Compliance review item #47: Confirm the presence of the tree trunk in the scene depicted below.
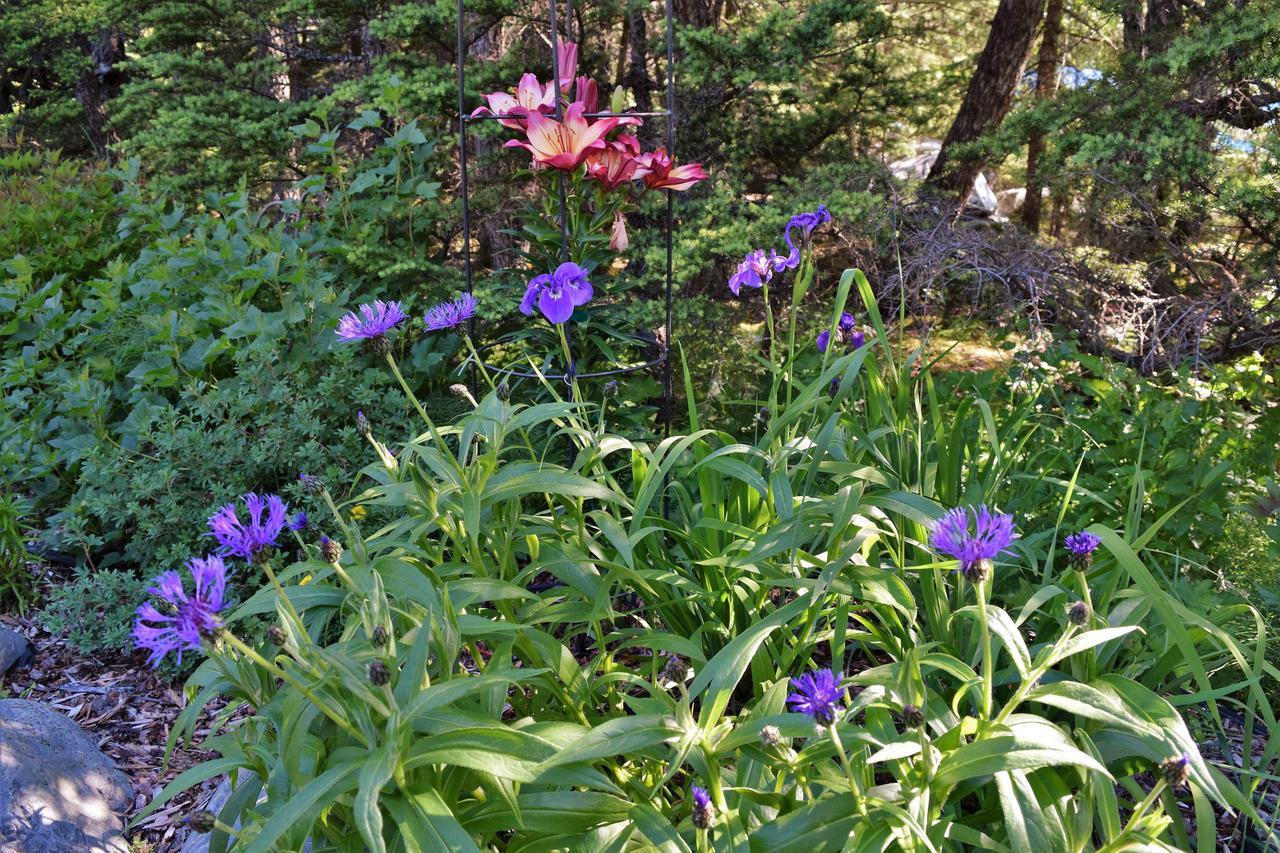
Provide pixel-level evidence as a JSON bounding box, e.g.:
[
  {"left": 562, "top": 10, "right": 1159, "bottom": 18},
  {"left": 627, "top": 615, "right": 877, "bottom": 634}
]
[
  {"left": 625, "top": 11, "right": 654, "bottom": 116},
  {"left": 925, "top": 0, "right": 1047, "bottom": 206},
  {"left": 1121, "top": 0, "right": 1145, "bottom": 57},
  {"left": 73, "top": 29, "right": 126, "bottom": 160},
  {"left": 1022, "top": 0, "right": 1063, "bottom": 234}
]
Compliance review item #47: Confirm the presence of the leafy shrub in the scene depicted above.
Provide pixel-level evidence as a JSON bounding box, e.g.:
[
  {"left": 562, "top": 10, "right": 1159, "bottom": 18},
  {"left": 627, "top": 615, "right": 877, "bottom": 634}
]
[
  {"left": 1, "top": 117, "right": 465, "bottom": 570},
  {"left": 58, "top": 348, "right": 416, "bottom": 570},
  {"left": 136, "top": 272, "right": 1276, "bottom": 850},
  {"left": 41, "top": 569, "right": 155, "bottom": 656},
  {"left": 0, "top": 491, "right": 34, "bottom": 612}
]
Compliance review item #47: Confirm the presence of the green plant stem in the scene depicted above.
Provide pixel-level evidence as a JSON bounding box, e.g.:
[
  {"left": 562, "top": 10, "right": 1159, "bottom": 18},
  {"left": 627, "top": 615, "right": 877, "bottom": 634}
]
[
  {"left": 555, "top": 324, "right": 582, "bottom": 405},
  {"left": 260, "top": 557, "right": 306, "bottom": 639},
  {"left": 761, "top": 279, "right": 779, "bottom": 422},
  {"left": 461, "top": 334, "right": 496, "bottom": 389},
  {"left": 220, "top": 631, "right": 370, "bottom": 747},
  {"left": 384, "top": 352, "right": 452, "bottom": 460},
  {"left": 992, "top": 624, "right": 1081, "bottom": 726},
  {"left": 1098, "top": 779, "right": 1168, "bottom": 852},
  {"left": 976, "top": 579, "right": 994, "bottom": 719},
  {"left": 827, "top": 724, "right": 868, "bottom": 816}
]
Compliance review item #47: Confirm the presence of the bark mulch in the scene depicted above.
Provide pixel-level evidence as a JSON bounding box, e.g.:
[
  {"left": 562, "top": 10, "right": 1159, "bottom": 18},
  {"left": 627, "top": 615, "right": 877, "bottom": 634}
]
[{"left": 0, "top": 611, "right": 225, "bottom": 852}]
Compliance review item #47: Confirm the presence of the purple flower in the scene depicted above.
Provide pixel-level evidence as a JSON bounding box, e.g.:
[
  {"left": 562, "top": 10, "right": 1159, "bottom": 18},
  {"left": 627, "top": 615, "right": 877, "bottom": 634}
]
[
  {"left": 787, "top": 668, "right": 846, "bottom": 726},
  {"left": 288, "top": 510, "right": 309, "bottom": 532},
  {"left": 520, "top": 262, "right": 593, "bottom": 324},
  {"left": 783, "top": 204, "right": 831, "bottom": 265},
  {"left": 209, "top": 493, "right": 288, "bottom": 561},
  {"left": 132, "top": 556, "right": 230, "bottom": 667},
  {"left": 931, "top": 505, "right": 1017, "bottom": 582},
  {"left": 1064, "top": 530, "right": 1102, "bottom": 571},
  {"left": 692, "top": 786, "right": 711, "bottom": 810},
  {"left": 424, "top": 293, "right": 477, "bottom": 332},
  {"left": 1064, "top": 530, "right": 1101, "bottom": 556},
  {"left": 336, "top": 300, "right": 407, "bottom": 342},
  {"left": 690, "top": 785, "right": 715, "bottom": 829},
  {"left": 818, "top": 312, "right": 862, "bottom": 353},
  {"left": 727, "top": 249, "right": 794, "bottom": 295}
]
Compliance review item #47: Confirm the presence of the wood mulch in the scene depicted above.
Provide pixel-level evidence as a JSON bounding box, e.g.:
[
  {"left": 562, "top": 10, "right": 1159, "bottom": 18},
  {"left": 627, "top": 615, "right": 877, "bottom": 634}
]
[{"left": 0, "top": 611, "right": 226, "bottom": 852}]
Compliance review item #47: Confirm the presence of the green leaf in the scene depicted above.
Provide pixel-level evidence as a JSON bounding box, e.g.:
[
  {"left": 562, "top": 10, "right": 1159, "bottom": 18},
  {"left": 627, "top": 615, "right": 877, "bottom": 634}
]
[
  {"left": 688, "top": 595, "right": 809, "bottom": 730},
  {"left": 355, "top": 745, "right": 396, "bottom": 853},
  {"left": 387, "top": 786, "right": 481, "bottom": 853},
  {"left": 130, "top": 757, "right": 246, "bottom": 825},
  {"left": 934, "top": 734, "right": 1109, "bottom": 787},
  {"left": 241, "top": 759, "right": 362, "bottom": 853},
  {"left": 534, "top": 715, "right": 677, "bottom": 771}
]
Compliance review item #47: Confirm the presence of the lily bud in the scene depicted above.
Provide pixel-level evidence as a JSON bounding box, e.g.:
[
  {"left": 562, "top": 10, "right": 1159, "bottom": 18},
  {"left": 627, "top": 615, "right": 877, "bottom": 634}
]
[{"left": 610, "top": 212, "right": 629, "bottom": 252}]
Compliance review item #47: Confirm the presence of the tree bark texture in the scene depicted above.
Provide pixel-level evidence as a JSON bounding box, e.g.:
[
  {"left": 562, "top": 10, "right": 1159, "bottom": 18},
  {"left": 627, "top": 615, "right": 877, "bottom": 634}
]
[
  {"left": 1022, "top": 0, "right": 1063, "bottom": 234},
  {"left": 925, "top": 0, "right": 1047, "bottom": 205}
]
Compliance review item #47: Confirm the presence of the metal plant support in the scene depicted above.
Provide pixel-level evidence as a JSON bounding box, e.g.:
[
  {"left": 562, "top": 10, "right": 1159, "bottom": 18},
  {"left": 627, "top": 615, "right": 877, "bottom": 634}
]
[{"left": 455, "top": 0, "right": 678, "bottom": 436}]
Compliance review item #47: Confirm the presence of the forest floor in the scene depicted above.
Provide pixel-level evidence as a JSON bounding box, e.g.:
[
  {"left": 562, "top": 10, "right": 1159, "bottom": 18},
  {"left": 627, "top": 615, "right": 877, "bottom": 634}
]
[{"left": 0, "top": 566, "right": 224, "bottom": 853}]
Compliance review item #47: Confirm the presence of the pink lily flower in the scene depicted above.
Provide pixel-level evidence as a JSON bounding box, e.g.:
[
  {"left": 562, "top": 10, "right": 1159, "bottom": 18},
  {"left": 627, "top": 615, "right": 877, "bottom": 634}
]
[
  {"left": 471, "top": 73, "right": 556, "bottom": 130},
  {"left": 505, "top": 102, "right": 622, "bottom": 171},
  {"left": 635, "top": 147, "right": 707, "bottom": 191},
  {"left": 556, "top": 42, "right": 578, "bottom": 92},
  {"left": 585, "top": 137, "right": 641, "bottom": 190}
]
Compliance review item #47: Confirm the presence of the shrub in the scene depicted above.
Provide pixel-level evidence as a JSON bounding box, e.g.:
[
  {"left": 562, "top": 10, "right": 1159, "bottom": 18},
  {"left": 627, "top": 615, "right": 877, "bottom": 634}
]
[
  {"left": 135, "top": 269, "right": 1276, "bottom": 850},
  {"left": 0, "top": 491, "right": 34, "bottom": 612}
]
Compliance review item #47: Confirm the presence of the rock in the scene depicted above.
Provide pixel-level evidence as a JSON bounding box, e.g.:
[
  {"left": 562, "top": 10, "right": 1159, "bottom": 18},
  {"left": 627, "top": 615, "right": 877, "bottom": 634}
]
[
  {"left": 0, "top": 628, "right": 35, "bottom": 675},
  {"left": 0, "top": 699, "right": 132, "bottom": 852},
  {"left": 997, "top": 187, "right": 1027, "bottom": 216},
  {"left": 887, "top": 141, "right": 1000, "bottom": 217}
]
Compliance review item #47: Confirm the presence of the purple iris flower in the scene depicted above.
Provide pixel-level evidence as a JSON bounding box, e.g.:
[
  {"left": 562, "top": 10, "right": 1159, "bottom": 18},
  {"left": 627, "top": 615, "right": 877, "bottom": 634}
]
[
  {"left": 931, "top": 505, "right": 1017, "bottom": 582},
  {"left": 133, "top": 555, "right": 230, "bottom": 667},
  {"left": 783, "top": 204, "right": 831, "bottom": 266},
  {"left": 728, "top": 249, "right": 795, "bottom": 295},
  {"left": 208, "top": 493, "right": 288, "bottom": 561},
  {"left": 336, "top": 300, "right": 407, "bottom": 342},
  {"left": 818, "top": 312, "right": 862, "bottom": 353},
  {"left": 288, "top": 510, "right": 309, "bottom": 532},
  {"left": 424, "top": 293, "right": 477, "bottom": 332},
  {"left": 728, "top": 250, "right": 772, "bottom": 295},
  {"left": 787, "top": 668, "right": 846, "bottom": 726},
  {"left": 520, "top": 262, "right": 593, "bottom": 324}
]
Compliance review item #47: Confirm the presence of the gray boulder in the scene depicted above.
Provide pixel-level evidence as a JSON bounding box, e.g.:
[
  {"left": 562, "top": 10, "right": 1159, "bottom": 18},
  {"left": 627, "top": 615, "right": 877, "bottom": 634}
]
[
  {"left": 0, "top": 628, "right": 35, "bottom": 675},
  {"left": 887, "top": 141, "right": 1000, "bottom": 217},
  {"left": 0, "top": 699, "right": 132, "bottom": 852}
]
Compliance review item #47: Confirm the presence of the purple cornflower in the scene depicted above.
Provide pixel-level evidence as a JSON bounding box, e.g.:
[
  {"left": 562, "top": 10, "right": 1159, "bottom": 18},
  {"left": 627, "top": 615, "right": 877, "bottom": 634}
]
[
  {"left": 520, "top": 262, "right": 593, "bottom": 324},
  {"left": 209, "top": 493, "right": 288, "bottom": 561},
  {"left": 931, "top": 505, "right": 1017, "bottom": 583},
  {"left": 1064, "top": 530, "right": 1101, "bottom": 571},
  {"left": 818, "top": 312, "right": 863, "bottom": 353},
  {"left": 690, "top": 785, "right": 715, "bottom": 829},
  {"left": 132, "top": 555, "right": 230, "bottom": 667},
  {"left": 288, "top": 510, "right": 309, "bottom": 532},
  {"left": 783, "top": 204, "right": 831, "bottom": 265},
  {"left": 336, "top": 300, "right": 407, "bottom": 342},
  {"left": 424, "top": 293, "right": 477, "bottom": 332},
  {"left": 787, "top": 668, "right": 846, "bottom": 726}
]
